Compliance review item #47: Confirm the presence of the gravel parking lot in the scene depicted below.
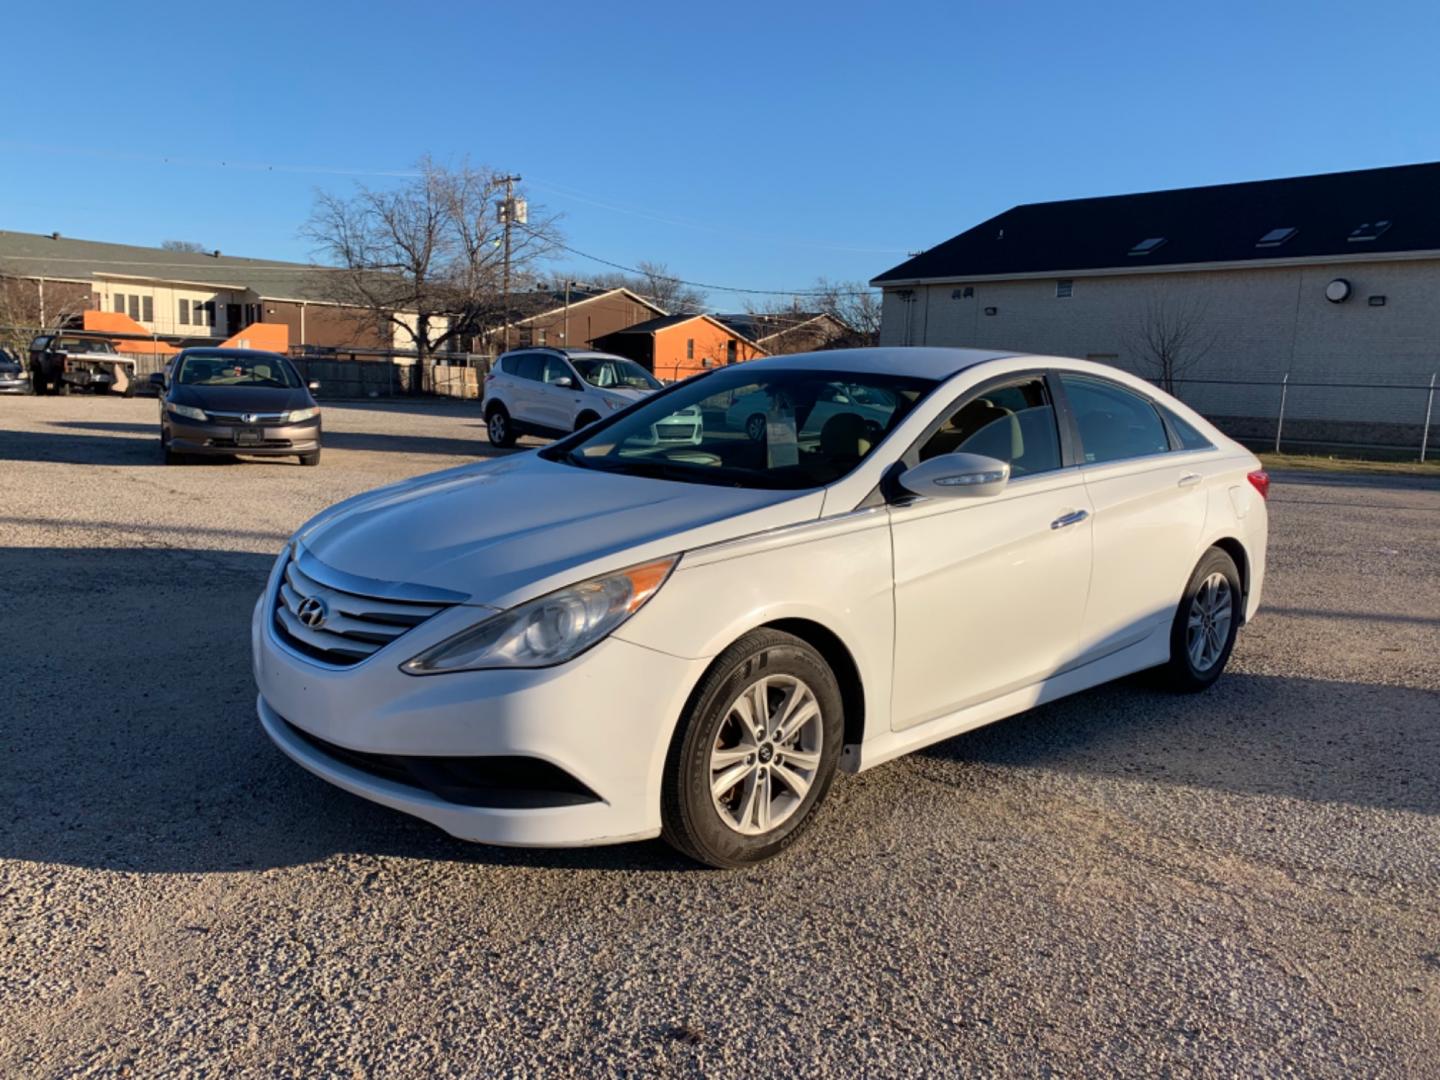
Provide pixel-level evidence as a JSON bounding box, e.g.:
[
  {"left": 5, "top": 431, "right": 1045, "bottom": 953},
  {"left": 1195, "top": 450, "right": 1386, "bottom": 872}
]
[{"left": 2, "top": 393, "right": 1437, "bottom": 1077}]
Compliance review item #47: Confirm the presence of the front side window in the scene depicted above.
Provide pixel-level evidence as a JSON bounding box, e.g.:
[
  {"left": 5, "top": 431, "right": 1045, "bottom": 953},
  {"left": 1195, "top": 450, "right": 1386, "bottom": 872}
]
[
  {"left": 547, "top": 367, "right": 935, "bottom": 490},
  {"left": 1061, "top": 374, "right": 1171, "bottom": 464},
  {"left": 541, "top": 356, "right": 572, "bottom": 384},
  {"left": 919, "top": 376, "right": 1063, "bottom": 477},
  {"left": 176, "top": 352, "right": 300, "bottom": 388}
]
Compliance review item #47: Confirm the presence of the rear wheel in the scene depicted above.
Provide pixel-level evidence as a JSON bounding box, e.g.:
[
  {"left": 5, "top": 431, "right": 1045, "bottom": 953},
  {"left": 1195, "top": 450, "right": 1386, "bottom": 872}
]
[
  {"left": 486, "top": 404, "right": 516, "bottom": 448},
  {"left": 56, "top": 381, "right": 71, "bottom": 396},
  {"left": 1159, "top": 547, "right": 1242, "bottom": 692},
  {"left": 661, "top": 628, "right": 843, "bottom": 868}
]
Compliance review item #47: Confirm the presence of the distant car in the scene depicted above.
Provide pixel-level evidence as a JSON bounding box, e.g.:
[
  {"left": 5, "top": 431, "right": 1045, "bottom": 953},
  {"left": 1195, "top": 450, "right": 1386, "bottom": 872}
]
[
  {"left": 0, "top": 347, "right": 30, "bottom": 394},
  {"left": 483, "top": 347, "right": 700, "bottom": 447},
  {"left": 252, "top": 347, "right": 1269, "bottom": 868},
  {"left": 725, "top": 380, "right": 897, "bottom": 444},
  {"left": 28, "top": 334, "right": 135, "bottom": 396},
  {"left": 155, "top": 347, "right": 323, "bottom": 466}
]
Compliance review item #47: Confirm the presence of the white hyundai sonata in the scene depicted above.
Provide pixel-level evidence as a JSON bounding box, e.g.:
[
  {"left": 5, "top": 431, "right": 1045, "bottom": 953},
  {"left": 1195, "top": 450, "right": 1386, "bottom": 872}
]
[{"left": 253, "top": 348, "right": 1268, "bottom": 867}]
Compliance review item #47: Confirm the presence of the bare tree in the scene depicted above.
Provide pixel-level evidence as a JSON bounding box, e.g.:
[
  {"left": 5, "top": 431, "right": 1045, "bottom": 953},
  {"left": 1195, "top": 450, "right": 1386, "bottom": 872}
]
[
  {"left": 741, "top": 279, "right": 882, "bottom": 351},
  {"left": 571, "top": 260, "right": 705, "bottom": 314},
  {"left": 1123, "top": 288, "right": 1219, "bottom": 394},
  {"left": 809, "top": 278, "right": 882, "bottom": 345},
  {"left": 0, "top": 278, "right": 87, "bottom": 355},
  {"left": 304, "top": 157, "right": 561, "bottom": 365},
  {"left": 160, "top": 239, "right": 208, "bottom": 253}
]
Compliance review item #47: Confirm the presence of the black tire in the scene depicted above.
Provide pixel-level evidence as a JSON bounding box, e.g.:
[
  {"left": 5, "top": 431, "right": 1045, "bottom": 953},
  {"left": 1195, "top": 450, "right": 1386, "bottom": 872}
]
[
  {"left": 661, "top": 628, "right": 844, "bottom": 868},
  {"left": 745, "top": 413, "right": 767, "bottom": 442},
  {"left": 1158, "top": 547, "right": 1243, "bottom": 692},
  {"left": 56, "top": 382, "right": 71, "bottom": 396},
  {"left": 164, "top": 447, "right": 186, "bottom": 465},
  {"left": 486, "top": 404, "right": 516, "bottom": 448},
  {"left": 298, "top": 450, "right": 321, "bottom": 467},
  {"left": 574, "top": 411, "right": 600, "bottom": 432}
]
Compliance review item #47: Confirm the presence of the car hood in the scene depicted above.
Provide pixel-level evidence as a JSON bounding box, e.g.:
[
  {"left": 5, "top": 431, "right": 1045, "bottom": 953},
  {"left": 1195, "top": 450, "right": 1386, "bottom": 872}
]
[
  {"left": 174, "top": 384, "right": 313, "bottom": 412},
  {"left": 296, "top": 452, "right": 823, "bottom": 608}
]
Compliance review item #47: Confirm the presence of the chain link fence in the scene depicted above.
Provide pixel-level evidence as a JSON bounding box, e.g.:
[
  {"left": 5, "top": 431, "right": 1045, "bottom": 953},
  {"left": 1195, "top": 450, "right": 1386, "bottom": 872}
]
[{"left": 1163, "top": 368, "right": 1439, "bottom": 460}]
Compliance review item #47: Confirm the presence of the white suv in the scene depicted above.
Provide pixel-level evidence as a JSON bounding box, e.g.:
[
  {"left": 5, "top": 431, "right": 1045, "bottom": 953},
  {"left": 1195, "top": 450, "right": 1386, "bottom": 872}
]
[{"left": 484, "top": 348, "right": 685, "bottom": 447}]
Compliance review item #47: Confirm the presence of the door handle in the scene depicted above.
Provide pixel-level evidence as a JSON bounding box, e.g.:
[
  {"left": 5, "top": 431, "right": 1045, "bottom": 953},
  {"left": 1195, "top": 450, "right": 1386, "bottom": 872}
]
[
  {"left": 1050, "top": 509, "right": 1089, "bottom": 530},
  {"left": 1178, "top": 473, "right": 1202, "bottom": 487}
]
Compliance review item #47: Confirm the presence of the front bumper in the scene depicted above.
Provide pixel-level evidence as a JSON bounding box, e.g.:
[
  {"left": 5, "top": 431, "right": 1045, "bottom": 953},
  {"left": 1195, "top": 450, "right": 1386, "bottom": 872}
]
[
  {"left": 0, "top": 376, "right": 29, "bottom": 394},
  {"left": 251, "top": 579, "right": 707, "bottom": 847},
  {"left": 167, "top": 416, "right": 321, "bottom": 456}
]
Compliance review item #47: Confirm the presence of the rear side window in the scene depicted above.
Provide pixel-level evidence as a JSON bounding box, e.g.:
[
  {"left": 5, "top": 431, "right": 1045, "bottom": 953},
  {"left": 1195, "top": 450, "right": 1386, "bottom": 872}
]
[
  {"left": 919, "top": 376, "right": 1063, "bottom": 477},
  {"left": 515, "top": 354, "right": 544, "bottom": 381},
  {"left": 1162, "top": 407, "right": 1215, "bottom": 451},
  {"left": 1061, "top": 375, "right": 1171, "bottom": 464}
]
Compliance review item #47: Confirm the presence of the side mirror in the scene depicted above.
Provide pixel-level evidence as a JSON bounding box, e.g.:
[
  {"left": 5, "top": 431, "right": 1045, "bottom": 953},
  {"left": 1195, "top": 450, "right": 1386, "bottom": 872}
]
[
  {"left": 149, "top": 372, "right": 166, "bottom": 389},
  {"left": 898, "top": 452, "right": 1010, "bottom": 500},
  {"left": 554, "top": 376, "right": 575, "bottom": 389},
  {"left": 307, "top": 381, "right": 320, "bottom": 391}
]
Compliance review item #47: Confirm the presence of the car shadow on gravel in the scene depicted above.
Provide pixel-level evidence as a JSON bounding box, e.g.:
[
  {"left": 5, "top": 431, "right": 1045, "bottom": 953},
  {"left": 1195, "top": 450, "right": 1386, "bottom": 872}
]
[
  {"left": 921, "top": 670, "right": 1440, "bottom": 816},
  {"left": 0, "top": 427, "right": 166, "bottom": 466},
  {"left": 0, "top": 545, "right": 690, "bottom": 876}
]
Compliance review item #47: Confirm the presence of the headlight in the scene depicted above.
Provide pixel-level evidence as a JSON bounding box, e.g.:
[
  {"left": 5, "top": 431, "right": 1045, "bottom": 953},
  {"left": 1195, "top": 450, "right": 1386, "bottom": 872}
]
[
  {"left": 401, "top": 555, "right": 677, "bottom": 674},
  {"left": 286, "top": 406, "right": 321, "bottom": 423},
  {"left": 602, "top": 397, "right": 626, "bottom": 411},
  {"left": 165, "top": 402, "right": 206, "bottom": 421}
]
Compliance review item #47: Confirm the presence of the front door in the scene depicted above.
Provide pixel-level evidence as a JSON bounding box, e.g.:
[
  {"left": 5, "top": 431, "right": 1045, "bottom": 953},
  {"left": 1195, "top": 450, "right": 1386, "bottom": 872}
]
[
  {"left": 226, "top": 303, "right": 242, "bottom": 334},
  {"left": 536, "top": 355, "right": 582, "bottom": 432},
  {"left": 888, "top": 374, "right": 1094, "bottom": 730}
]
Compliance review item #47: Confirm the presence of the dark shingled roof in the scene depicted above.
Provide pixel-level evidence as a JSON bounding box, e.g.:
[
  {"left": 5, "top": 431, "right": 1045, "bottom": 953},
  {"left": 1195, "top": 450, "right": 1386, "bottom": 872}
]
[
  {"left": 596, "top": 313, "right": 707, "bottom": 334},
  {"left": 872, "top": 162, "right": 1440, "bottom": 284}
]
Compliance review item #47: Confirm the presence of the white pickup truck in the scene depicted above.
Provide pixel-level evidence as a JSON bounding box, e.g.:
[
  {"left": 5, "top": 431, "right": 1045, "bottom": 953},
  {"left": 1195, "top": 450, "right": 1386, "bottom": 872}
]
[{"left": 28, "top": 334, "right": 138, "bottom": 396}]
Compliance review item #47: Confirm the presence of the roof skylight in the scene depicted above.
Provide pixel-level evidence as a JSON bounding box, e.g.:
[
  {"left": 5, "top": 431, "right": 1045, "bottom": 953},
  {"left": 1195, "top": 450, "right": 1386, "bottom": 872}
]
[
  {"left": 1347, "top": 220, "right": 1392, "bottom": 242},
  {"left": 1256, "top": 227, "right": 1298, "bottom": 248},
  {"left": 1128, "top": 237, "right": 1167, "bottom": 256}
]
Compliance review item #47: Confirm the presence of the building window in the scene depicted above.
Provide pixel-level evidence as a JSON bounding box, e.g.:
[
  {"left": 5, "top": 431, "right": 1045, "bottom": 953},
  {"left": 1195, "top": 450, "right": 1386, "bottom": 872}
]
[
  {"left": 726, "top": 340, "right": 737, "bottom": 364},
  {"left": 517, "top": 326, "right": 533, "bottom": 347},
  {"left": 1348, "top": 220, "right": 1392, "bottom": 242},
  {"left": 114, "top": 293, "right": 125, "bottom": 313},
  {"left": 1128, "top": 237, "right": 1167, "bottom": 256},
  {"left": 1055, "top": 279, "right": 1073, "bottom": 299},
  {"left": 127, "top": 295, "right": 139, "bottom": 320},
  {"left": 142, "top": 296, "right": 154, "bottom": 323},
  {"left": 537, "top": 328, "right": 547, "bottom": 345},
  {"left": 1256, "top": 227, "right": 1297, "bottom": 248},
  {"left": 179, "top": 299, "right": 190, "bottom": 325},
  {"left": 686, "top": 338, "right": 694, "bottom": 360}
]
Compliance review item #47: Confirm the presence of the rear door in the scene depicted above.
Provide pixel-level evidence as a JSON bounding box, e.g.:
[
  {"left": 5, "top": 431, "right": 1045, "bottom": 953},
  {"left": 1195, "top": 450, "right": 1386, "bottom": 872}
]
[
  {"left": 505, "top": 353, "right": 545, "bottom": 425},
  {"left": 888, "top": 373, "right": 1094, "bottom": 730},
  {"left": 1058, "top": 373, "right": 1210, "bottom": 662}
]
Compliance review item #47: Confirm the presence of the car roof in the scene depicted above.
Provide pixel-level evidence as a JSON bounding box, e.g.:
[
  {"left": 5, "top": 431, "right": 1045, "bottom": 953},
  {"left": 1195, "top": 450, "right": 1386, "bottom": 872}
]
[{"left": 735, "top": 347, "right": 1017, "bottom": 381}]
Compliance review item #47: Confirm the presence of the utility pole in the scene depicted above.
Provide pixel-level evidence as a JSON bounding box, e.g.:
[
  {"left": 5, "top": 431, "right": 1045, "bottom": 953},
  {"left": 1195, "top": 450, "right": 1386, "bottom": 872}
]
[{"left": 496, "top": 175, "right": 523, "bottom": 353}]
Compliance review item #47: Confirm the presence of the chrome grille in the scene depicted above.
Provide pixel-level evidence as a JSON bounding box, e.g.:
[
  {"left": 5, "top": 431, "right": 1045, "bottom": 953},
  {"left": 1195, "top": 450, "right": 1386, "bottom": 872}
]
[{"left": 272, "top": 549, "right": 461, "bottom": 667}]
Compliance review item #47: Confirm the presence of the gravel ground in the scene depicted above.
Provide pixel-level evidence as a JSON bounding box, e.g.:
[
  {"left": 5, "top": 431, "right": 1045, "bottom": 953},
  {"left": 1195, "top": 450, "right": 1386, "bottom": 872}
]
[{"left": 2, "top": 394, "right": 1437, "bottom": 1078}]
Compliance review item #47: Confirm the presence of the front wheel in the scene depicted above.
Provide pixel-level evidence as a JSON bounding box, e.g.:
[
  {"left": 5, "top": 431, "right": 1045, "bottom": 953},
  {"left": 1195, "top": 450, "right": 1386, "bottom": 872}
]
[
  {"left": 1159, "top": 547, "right": 1242, "bottom": 692},
  {"left": 298, "top": 450, "right": 321, "bottom": 467},
  {"left": 574, "top": 411, "right": 599, "bottom": 432},
  {"left": 661, "top": 629, "right": 843, "bottom": 868}
]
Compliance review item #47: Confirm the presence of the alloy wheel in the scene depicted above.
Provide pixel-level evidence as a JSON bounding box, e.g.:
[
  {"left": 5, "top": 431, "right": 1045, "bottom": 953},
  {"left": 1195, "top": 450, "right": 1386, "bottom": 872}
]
[
  {"left": 709, "top": 674, "right": 823, "bottom": 835},
  {"left": 1186, "top": 571, "right": 1233, "bottom": 672}
]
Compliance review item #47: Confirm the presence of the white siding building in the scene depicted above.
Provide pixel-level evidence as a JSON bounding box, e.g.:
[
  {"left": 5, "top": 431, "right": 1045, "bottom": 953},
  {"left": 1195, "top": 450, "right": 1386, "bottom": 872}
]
[{"left": 872, "top": 163, "right": 1440, "bottom": 450}]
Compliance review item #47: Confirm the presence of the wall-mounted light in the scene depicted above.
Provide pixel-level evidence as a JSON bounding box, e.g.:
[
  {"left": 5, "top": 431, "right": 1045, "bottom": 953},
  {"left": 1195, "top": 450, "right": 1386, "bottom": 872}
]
[
  {"left": 984, "top": 306, "right": 998, "bottom": 316},
  {"left": 1368, "top": 295, "right": 1387, "bottom": 307},
  {"left": 1324, "top": 278, "right": 1351, "bottom": 303}
]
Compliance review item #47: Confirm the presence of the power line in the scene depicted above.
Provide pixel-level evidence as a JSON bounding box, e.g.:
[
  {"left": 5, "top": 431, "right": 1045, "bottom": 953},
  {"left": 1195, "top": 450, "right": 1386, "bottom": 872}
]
[{"left": 534, "top": 232, "right": 876, "bottom": 298}]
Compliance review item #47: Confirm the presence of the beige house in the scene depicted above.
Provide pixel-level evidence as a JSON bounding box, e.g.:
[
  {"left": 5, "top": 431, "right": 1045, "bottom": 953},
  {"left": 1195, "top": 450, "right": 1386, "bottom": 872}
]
[{"left": 871, "top": 163, "right": 1440, "bottom": 449}]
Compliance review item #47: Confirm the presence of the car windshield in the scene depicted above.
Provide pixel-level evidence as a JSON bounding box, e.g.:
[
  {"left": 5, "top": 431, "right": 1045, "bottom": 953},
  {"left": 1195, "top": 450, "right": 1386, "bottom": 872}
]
[
  {"left": 177, "top": 353, "right": 300, "bottom": 388},
  {"left": 571, "top": 356, "right": 661, "bottom": 391},
  {"left": 545, "top": 367, "right": 935, "bottom": 490},
  {"left": 56, "top": 338, "right": 115, "bottom": 353}
]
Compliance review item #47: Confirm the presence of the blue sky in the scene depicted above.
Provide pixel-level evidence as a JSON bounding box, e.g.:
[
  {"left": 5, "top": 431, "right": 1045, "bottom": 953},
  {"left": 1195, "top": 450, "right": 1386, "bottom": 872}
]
[{"left": 3, "top": 0, "right": 1438, "bottom": 305}]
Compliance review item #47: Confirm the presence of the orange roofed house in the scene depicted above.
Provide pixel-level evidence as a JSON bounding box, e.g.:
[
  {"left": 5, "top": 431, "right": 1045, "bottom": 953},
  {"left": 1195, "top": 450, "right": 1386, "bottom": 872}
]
[{"left": 591, "top": 313, "right": 765, "bottom": 381}]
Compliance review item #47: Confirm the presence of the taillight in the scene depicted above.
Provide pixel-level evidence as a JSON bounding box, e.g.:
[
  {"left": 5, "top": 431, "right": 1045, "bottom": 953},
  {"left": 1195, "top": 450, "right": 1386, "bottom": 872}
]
[{"left": 1247, "top": 470, "right": 1270, "bottom": 500}]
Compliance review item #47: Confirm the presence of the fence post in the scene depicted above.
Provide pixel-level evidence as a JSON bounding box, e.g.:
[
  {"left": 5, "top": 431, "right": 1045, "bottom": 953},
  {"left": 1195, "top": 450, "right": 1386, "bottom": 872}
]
[
  {"left": 1273, "top": 373, "right": 1289, "bottom": 454},
  {"left": 1422, "top": 372, "right": 1437, "bottom": 463}
]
